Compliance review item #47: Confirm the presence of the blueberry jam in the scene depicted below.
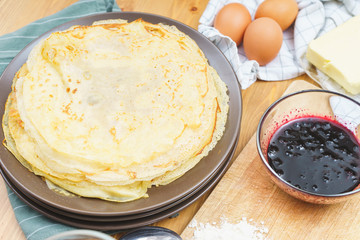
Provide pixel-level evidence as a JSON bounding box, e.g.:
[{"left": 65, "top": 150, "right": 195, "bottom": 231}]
[{"left": 267, "top": 117, "right": 360, "bottom": 194}]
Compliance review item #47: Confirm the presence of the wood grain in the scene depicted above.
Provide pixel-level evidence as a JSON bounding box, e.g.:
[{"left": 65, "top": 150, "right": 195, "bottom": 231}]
[
  {"left": 117, "top": 0, "right": 208, "bottom": 28},
  {"left": 0, "top": 0, "right": 78, "bottom": 34},
  {"left": 0, "top": 180, "right": 24, "bottom": 239},
  {"left": 0, "top": 1, "right": 319, "bottom": 239},
  {"left": 181, "top": 80, "right": 360, "bottom": 240}
]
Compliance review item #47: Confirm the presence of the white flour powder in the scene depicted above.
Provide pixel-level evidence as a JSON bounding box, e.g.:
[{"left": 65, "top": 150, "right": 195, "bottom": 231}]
[{"left": 188, "top": 217, "right": 269, "bottom": 240}]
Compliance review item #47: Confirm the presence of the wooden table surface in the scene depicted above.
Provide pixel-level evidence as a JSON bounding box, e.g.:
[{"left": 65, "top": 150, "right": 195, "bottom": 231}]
[{"left": 0, "top": 1, "right": 317, "bottom": 239}]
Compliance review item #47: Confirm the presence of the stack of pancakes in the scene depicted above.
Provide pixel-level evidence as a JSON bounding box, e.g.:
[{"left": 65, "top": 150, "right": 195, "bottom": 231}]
[{"left": 2, "top": 19, "right": 229, "bottom": 202}]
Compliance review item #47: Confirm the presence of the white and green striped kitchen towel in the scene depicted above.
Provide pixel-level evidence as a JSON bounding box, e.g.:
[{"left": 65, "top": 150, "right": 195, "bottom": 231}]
[{"left": 199, "top": 0, "right": 360, "bottom": 89}]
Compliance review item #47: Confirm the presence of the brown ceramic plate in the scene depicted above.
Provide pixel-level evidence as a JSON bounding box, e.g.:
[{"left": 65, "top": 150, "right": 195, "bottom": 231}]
[
  {"left": 1, "top": 137, "right": 236, "bottom": 230},
  {"left": 0, "top": 12, "right": 241, "bottom": 216}
]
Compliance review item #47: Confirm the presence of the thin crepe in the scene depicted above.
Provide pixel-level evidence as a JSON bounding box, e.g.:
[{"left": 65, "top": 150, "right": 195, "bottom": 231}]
[{"left": 2, "top": 19, "right": 229, "bottom": 202}]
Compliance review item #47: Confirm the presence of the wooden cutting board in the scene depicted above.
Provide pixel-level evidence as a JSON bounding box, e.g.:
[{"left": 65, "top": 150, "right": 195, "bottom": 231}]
[{"left": 181, "top": 80, "right": 360, "bottom": 240}]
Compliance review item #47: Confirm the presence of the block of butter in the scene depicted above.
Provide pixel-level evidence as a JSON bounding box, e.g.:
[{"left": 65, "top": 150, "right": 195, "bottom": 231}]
[{"left": 306, "top": 15, "right": 360, "bottom": 95}]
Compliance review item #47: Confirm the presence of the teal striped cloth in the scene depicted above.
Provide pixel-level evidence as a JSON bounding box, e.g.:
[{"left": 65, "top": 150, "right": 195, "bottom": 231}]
[{"left": 1, "top": 1, "right": 120, "bottom": 239}]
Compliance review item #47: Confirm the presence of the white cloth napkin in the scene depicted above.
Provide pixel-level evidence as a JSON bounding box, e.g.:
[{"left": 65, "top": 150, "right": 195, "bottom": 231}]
[
  {"left": 199, "top": 0, "right": 360, "bottom": 89},
  {"left": 330, "top": 96, "right": 360, "bottom": 134}
]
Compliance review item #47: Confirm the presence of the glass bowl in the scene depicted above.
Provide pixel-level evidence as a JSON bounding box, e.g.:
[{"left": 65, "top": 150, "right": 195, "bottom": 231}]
[{"left": 256, "top": 89, "right": 360, "bottom": 204}]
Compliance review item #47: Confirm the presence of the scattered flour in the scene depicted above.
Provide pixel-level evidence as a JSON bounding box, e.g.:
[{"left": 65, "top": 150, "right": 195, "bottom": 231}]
[{"left": 188, "top": 217, "right": 269, "bottom": 240}]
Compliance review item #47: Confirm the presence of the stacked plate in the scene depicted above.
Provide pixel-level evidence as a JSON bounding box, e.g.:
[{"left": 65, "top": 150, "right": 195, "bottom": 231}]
[{"left": 0, "top": 12, "right": 241, "bottom": 231}]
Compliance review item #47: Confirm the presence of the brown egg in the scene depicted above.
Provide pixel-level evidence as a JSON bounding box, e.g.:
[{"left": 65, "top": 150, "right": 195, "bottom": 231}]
[
  {"left": 255, "top": 0, "right": 298, "bottom": 30},
  {"left": 243, "top": 17, "right": 283, "bottom": 66},
  {"left": 214, "top": 3, "right": 251, "bottom": 46}
]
